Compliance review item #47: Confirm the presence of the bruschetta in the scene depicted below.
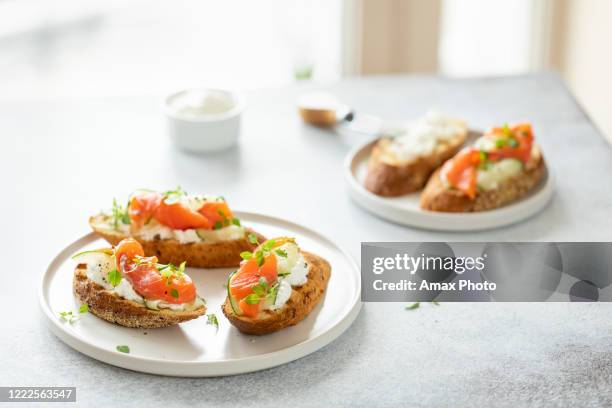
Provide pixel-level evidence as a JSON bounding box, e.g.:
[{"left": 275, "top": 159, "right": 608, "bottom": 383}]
[
  {"left": 89, "top": 188, "right": 266, "bottom": 268},
  {"left": 420, "top": 122, "right": 545, "bottom": 212},
  {"left": 364, "top": 111, "right": 468, "bottom": 196},
  {"left": 72, "top": 238, "right": 206, "bottom": 328},
  {"left": 222, "top": 237, "right": 331, "bottom": 335}
]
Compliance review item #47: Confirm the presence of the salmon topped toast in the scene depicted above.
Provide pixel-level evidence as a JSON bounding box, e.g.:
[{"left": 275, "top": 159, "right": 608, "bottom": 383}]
[
  {"left": 420, "top": 122, "right": 546, "bottom": 212},
  {"left": 222, "top": 237, "right": 331, "bottom": 335},
  {"left": 89, "top": 187, "right": 266, "bottom": 268},
  {"left": 364, "top": 111, "right": 467, "bottom": 197},
  {"left": 73, "top": 238, "right": 206, "bottom": 328}
]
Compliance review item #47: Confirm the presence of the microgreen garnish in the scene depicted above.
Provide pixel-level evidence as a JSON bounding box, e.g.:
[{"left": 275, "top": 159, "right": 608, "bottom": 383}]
[
  {"left": 170, "top": 288, "right": 179, "bottom": 298},
  {"left": 240, "top": 251, "right": 253, "bottom": 260},
  {"left": 213, "top": 221, "right": 223, "bottom": 230},
  {"left": 158, "top": 261, "right": 186, "bottom": 283},
  {"left": 107, "top": 269, "right": 122, "bottom": 287},
  {"left": 405, "top": 302, "right": 420, "bottom": 310},
  {"left": 206, "top": 313, "right": 219, "bottom": 331},
  {"left": 111, "top": 198, "right": 131, "bottom": 230},
  {"left": 502, "top": 123, "right": 512, "bottom": 138},
  {"left": 275, "top": 249, "right": 288, "bottom": 258},
  {"left": 59, "top": 311, "right": 77, "bottom": 323},
  {"left": 162, "top": 186, "right": 186, "bottom": 204},
  {"left": 247, "top": 233, "right": 259, "bottom": 245},
  {"left": 116, "top": 345, "right": 130, "bottom": 354},
  {"left": 495, "top": 138, "right": 506, "bottom": 148},
  {"left": 231, "top": 218, "right": 241, "bottom": 227},
  {"left": 59, "top": 304, "right": 88, "bottom": 323}
]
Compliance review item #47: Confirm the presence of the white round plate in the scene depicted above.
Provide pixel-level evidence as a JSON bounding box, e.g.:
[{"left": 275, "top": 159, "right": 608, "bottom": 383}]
[
  {"left": 344, "top": 139, "right": 555, "bottom": 231},
  {"left": 39, "top": 212, "right": 361, "bottom": 377}
]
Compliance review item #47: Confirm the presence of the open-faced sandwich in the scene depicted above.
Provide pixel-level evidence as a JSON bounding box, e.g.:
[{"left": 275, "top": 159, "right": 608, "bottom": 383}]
[
  {"left": 364, "top": 111, "right": 468, "bottom": 196},
  {"left": 89, "top": 188, "right": 266, "bottom": 268},
  {"left": 72, "top": 238, "right": 206, "bottom": 328},
  {"left": 420, "top": 122, "right": 545, "bottom": 212},
  {"left": 222, "top": 237, "right": 330, "bottom": 335}
]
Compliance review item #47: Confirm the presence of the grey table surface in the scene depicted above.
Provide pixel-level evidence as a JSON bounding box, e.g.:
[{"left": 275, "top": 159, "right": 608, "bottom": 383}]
[{"left": 3, "top": 73, "right": 612, "bottom": 407}]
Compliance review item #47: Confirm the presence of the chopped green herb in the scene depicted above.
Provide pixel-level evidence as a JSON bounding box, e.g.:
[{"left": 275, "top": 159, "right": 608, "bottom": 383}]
[
  {"left": 217, "top": 209, "right": 226, "bottom": 218},
  {"left": 206, "top": 313, "right": 219, "bottom": 330},
  {"left": 405, "top": 302, "right": 420, "bottom": 310},
  {"left": 111, "top": 198, "right": 131, "bottom": 230},
  {"left": 502, "top": 123, "right": 512, "bottom": 138},
  {"left": 213, "top": 221, "right": 223, "bottom": 230},
  {"left": 240, "top": 251, "right": 253, "bottom": 260},
  {"left": 78, "top": 304, "right": 89, "bottom": 314},
  {"left": 231, "top": 218, "right": 241, "bottom": 227},
  {"left": 277, "top": 272, "right": 291, "bottom": 278},
  {"left": 107, "top": 269, "right": 122, "bottom": 287},
  {"left": 275, "top": 249, "right": 288, "bottom": 258},
  {"left": 170, "top": 288, "right": 179, "bottom": 298},
  {"left": 262, "top": 239, "right": 276, "bottom": 251},
  {"left": 247, "top": 233, "right": 259, "bottom": 245},
  {"left": 479, "top": 150, "right": 488, "bottom": 163},
  {"left": 116, "top": 345, "right": 130, "bottom": 354},
  {"left": 162, "top": 186, "right": 186, "bottom": 204},
  {"left": 267, "top": 283, "right": 280, "bottom": 304},
  {"left": 495, "top": 138, "right": 506, "bottom": 148},
  {"left": 244, "top": 294, "right": 260, "bottom": 305},
  {"left": 255, "top": 251, "right": 265, "bottom": 267},
  {"left": 59, "top": 311, "right": 78, "bottom": 324}
]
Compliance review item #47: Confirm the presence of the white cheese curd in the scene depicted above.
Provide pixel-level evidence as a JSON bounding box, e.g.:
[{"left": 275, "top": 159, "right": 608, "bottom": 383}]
[
  {"left": 387, "top": 110, "right": 464, "bottom": 161},
  {"left": 477, "top": 159, "right": 523, "bottom": 191},
  {"left": 113, "top": 278, "right": 144, "bottom": 304},
  {"left": 136, "top": 220, "right": 174, "bottom": 241},
  {"left": 84, "top": 256, "right": 143, "bottom": 304},
  {"left": 262, "top": 242, "right": 311, "bottom": 311},
  {"left": 107, "top": 218, "right": 245, "bottom": 244},
  {"left": 179, "top": 194, "right": 207, "bottom": 212},
  {"left": 269, "top": 280, "right": 292, "bottom": 310},
  {"left": 474, "top": 136, "right": 497, "bottom": 152},
  {"left": 85, "top": 256, "right": 115, "bottom": 289},
  {"left": 285, "top": 254, "right": 309, "bottom": 286},
  {"left": 174, "top": 229, "right": 200, "bottom": 244}
]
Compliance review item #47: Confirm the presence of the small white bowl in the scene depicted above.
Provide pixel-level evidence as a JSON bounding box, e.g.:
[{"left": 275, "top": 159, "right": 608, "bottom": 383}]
[{"left": 165, "top": 89, "right": 246, "bottom": 152}]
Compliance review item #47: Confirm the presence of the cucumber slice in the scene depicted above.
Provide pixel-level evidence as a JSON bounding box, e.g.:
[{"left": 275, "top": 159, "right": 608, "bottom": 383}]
[
  {"left": 71, "top": 249, "right": 114, "bottom": 267},
  {"left": 71, "top": 249, "right": 113, "bottom": 260},
  {"left": 227, "top": 272, "right": 242, "bottom": 315}
]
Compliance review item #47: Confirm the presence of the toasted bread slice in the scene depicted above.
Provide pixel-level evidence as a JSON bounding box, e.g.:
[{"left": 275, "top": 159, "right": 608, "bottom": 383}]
[
  {"left": 89, "top": 214, "right": 266, "bottom": 268},
  {"left": 364, "top": 123, "right": 467, "bottom": 197},
  {"left": 73, "top": 266, "right": 205, "bottom": 328},
  {"left": 420, "top": 146, "right": 546, "bottom": 212},
  {"left": 222, "top": 252, "right": 331, "bottom": 335}
]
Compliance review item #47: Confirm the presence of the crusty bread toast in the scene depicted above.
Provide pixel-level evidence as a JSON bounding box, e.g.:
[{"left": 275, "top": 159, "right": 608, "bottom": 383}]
[
  {"left": 222, "top": 252, "right": 331, "bottom": 335},
  {"left": 420, "top": 146, "right": 546, "bottom": 212},
  {"left": 89, "top": 214, "right": 266, "bottom": 268},
  {"left": 73, "top": 266, "right": 205, "bottom": 328},
  {"left": 365, "top": 125, "right": 467, "bottom": 197}
]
